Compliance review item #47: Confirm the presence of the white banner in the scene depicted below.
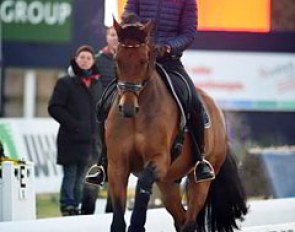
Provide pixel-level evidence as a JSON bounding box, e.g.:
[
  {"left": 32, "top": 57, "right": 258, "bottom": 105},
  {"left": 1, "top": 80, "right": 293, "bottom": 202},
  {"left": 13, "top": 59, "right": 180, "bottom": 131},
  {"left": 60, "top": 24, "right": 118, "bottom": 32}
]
[
  {"left": 0, "top": 118, "right": 137, "bottom": 194},
  {"left": 0, "top": 118, "right": 62, "bottom": 194},
  {"left": 183, "top": 51, "right": 295, "bottom": 111}
]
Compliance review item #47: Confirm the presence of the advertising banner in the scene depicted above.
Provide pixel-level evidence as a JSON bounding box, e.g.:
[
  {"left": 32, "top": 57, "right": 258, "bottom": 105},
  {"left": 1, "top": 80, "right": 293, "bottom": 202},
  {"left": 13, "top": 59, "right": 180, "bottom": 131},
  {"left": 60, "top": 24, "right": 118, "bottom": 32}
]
[
  {"left": 108, "top": 0, "right": 270, "bottom": 32},
  {"left": 1, "top": 0, "right": 73, "bottom": 42},
  {"left": 183, "top": 51, "right": 295, "bottom": 111},
  {"left": 0, "top": 118, "right": 137, "bottom": 193},
  {"left": 0, "top": 118, "right": 62, "bottom": 193}
]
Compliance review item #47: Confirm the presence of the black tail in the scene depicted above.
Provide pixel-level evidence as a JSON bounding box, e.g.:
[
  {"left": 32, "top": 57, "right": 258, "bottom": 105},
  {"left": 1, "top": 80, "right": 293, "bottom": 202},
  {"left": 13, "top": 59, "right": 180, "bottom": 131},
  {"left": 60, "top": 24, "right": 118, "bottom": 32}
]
[{"left": 197, "top": 152, "right": 248, "bottom": 232}]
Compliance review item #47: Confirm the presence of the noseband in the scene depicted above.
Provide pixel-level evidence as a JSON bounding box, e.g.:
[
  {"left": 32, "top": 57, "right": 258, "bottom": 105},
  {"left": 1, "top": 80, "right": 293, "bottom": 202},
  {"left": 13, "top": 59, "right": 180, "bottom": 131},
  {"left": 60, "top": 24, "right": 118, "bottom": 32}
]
[
  {"left": 117, "top": 81, "right": 148, "bottom": 96},
  {"left": 116, "top": 41, "right": 150, "bottom": 96}
]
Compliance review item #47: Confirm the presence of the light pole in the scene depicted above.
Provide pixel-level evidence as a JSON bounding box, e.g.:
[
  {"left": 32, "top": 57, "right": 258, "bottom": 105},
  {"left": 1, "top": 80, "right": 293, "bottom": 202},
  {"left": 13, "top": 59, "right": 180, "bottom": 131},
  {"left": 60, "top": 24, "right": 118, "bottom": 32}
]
[
  {"left": 104, "top": 0, "right": 118, "bottom": 26},
  {"left": 0, "top": 14, "right": 3, "bottom": 117}
]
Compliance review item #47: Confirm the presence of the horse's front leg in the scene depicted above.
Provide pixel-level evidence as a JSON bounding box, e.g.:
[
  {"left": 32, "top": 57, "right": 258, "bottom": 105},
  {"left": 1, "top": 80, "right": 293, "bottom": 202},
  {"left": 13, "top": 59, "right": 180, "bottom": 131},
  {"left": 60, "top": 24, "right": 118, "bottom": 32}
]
[
  {"left": 128, "top": 163, "right": 157, "bottom": 232},
  {"left": 108, "top": 163, "right": 129, "bottom": 232}
]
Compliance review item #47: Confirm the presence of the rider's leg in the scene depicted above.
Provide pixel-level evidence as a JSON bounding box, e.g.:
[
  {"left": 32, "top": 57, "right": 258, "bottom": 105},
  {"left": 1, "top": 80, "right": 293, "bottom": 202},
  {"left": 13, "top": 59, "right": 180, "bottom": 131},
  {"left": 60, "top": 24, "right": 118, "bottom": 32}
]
[
  {"left": 85, "top": 121, "right": 107, "bottom": 186},
  {"left": 160, "top": 59, "right": 215, "bottom": 182},
  {"left": 85, "top": 81, "right": 117, "bottom": 186},
  {"left": 185, "top": 94, "right": 215, "bottom": 182}
]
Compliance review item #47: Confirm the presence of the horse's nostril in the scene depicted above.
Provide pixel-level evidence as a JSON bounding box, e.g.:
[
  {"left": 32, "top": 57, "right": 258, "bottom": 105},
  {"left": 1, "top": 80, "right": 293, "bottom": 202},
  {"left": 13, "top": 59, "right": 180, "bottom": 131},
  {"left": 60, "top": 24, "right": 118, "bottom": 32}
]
[
  {"left": 135, "top": 106, "right": 139, "bottom": 114},
  {"left": 118, "top": 104, "right": 123, "bottom": 112}
]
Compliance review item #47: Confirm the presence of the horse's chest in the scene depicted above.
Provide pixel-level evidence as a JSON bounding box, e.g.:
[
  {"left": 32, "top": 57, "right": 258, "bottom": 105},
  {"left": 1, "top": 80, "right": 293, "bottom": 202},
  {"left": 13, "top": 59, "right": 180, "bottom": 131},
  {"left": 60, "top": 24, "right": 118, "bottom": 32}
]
[
  {"left": 133, "top": 131, "right": 161, "bottom": 154},
  {"left": 134, "top": 132, "right": 147, "bottom": 148}
]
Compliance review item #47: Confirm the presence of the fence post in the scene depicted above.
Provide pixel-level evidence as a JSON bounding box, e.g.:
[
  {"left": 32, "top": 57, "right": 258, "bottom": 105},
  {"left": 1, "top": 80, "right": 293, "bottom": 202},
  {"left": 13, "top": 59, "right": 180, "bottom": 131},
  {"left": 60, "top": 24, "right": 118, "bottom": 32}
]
[{"left": 0, "top": 161, "right": 36, "bottom": 221}]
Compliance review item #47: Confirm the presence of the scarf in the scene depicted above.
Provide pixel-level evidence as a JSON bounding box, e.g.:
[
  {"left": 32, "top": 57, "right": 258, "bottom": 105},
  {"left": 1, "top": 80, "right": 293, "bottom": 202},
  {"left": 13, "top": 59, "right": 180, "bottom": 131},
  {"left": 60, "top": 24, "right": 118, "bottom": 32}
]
[
  {"left": 81, "top": 70, "right": 100, "bottom": 87},
  {"left": 70, "top": 59, "right": 100, "bottom": 87}
]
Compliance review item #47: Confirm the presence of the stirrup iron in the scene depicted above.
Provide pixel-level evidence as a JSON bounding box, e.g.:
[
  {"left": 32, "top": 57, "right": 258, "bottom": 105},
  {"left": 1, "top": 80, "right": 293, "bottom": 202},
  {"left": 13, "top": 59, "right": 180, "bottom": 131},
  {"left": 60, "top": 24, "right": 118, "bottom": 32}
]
[
  {"left": 194, "top": 159, "right": 215, "bottom": 183},
  {"left": 85, "top": 165, "right": 106, "bottom": 186}
]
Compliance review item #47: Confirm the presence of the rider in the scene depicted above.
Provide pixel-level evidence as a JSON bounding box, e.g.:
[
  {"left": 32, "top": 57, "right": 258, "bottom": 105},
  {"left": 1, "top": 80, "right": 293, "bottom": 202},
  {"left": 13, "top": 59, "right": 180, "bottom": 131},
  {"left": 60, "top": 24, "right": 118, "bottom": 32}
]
[{"left": 86, "top": 0, "right": 215, "bottom": 185}]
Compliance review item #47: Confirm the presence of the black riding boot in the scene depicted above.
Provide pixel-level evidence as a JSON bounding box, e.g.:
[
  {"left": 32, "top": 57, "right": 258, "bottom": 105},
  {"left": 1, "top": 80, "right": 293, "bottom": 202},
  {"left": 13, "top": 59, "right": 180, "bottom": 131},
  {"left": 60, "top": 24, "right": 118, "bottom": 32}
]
[
  {"left": 189, "top": 108, "right": 215, "bottom": 183},
  {"left": 85, "top": 121, "right": 108, "bottom": 186}
]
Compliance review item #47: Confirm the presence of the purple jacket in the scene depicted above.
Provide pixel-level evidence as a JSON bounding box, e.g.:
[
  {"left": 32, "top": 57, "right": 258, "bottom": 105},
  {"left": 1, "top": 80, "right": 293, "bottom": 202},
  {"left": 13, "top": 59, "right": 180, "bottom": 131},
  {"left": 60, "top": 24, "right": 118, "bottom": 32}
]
[{"left": 124, "top": 0, "right": 197, "bottom": 57}]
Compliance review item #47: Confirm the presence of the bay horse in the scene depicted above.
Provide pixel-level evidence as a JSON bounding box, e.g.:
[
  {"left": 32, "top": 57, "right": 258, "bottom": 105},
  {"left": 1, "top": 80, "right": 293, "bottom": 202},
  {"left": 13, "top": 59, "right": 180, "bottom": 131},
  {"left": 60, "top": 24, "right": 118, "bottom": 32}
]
[{"left": 105, "top": 18, "right": 248, "bottom": 232}]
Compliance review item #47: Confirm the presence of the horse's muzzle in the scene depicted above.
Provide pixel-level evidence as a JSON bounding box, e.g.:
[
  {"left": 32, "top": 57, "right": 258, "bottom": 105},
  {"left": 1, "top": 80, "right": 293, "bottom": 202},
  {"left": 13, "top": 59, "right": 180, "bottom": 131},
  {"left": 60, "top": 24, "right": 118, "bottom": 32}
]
[
  {"left": 118, "top": 92, "right": 140, "bottom": 117},
  {"left": 119, "top": 104, "right": 139, "bottom": 118}
]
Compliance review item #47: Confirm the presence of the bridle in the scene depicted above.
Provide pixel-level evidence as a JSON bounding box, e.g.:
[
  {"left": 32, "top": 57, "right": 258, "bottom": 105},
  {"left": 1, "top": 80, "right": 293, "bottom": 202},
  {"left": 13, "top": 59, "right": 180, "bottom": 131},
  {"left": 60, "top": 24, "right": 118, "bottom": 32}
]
[
  {"left": 116, "top": 41, "right": 150, "bottom": 96},
  {"left": 118, "top": 42, "right": 145, "bottom": 48},
  {"left": 117, "top": 81, "right": 148, "bottom": 97}
]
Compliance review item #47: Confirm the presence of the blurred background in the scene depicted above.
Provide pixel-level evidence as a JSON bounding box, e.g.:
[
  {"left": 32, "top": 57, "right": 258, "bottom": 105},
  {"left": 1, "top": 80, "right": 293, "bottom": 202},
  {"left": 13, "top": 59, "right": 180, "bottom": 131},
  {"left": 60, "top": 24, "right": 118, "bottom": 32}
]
[{"left": 0, "top": 0, "right": 295, "bottom": 218}]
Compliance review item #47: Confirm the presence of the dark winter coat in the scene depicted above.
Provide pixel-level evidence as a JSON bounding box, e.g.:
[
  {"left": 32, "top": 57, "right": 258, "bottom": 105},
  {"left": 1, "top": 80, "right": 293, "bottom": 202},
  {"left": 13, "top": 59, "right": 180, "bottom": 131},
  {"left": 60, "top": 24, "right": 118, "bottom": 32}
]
[
  {"left": 95, "top": 47, "right": 116, "bottom": 90},
  {"left": 124, "top": 0, "right": 197, "bottom": 57},
  {"left": 48, "top": 68, "right": 103, "bottom": 165}
]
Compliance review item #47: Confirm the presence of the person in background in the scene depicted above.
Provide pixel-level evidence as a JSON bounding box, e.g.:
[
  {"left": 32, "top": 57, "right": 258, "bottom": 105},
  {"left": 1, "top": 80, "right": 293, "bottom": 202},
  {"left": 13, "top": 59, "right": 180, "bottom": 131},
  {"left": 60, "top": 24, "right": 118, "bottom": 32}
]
[
  {"left": 48, "top": 45, "right": 103, "bottom": 216},
  {"left": 81, "top": 26, "right": 118, "bottom": 215},
  {"left": 96, "top": 26, "right": 118, "bottom": 90},
  {"left": 86, "top": 0, "right": 215, "bottom": 187}
]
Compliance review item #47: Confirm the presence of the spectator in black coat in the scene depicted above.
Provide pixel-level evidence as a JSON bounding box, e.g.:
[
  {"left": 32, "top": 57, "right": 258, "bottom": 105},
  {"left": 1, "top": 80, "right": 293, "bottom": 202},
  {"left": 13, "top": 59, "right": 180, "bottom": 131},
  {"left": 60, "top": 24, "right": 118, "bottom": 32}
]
[
  {"left": 48, "top": 45, "right": 103, "bottom": 216},
  {"left": 81, "top": 26, "right": 118, "bottom": 215}
]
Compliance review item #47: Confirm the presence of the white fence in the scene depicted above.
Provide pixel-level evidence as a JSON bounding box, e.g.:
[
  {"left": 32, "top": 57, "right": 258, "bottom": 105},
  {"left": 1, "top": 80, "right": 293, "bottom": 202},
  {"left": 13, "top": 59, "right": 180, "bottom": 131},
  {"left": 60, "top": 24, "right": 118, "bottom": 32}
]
[
  {"left": 0, "top": 198, "right": 294, "bottom": 232},
  {"left": 242, "top": 223, "right": 295, "bottom": 232}
]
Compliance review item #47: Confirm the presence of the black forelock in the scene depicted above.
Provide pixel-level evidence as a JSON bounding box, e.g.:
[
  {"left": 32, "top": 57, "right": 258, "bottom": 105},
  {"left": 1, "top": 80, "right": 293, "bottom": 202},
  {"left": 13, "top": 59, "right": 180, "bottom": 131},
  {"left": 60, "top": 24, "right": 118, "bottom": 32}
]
[{"left": 118, "top": 24, "right": 147, "bottom": 44}]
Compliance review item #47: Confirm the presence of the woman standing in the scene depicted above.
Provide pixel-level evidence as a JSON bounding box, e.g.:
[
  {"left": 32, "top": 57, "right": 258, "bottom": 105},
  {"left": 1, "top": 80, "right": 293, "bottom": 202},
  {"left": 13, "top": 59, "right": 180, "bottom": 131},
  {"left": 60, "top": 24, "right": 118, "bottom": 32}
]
[{"left": 48, "top": 45, "right": 103, "bottom": 216}]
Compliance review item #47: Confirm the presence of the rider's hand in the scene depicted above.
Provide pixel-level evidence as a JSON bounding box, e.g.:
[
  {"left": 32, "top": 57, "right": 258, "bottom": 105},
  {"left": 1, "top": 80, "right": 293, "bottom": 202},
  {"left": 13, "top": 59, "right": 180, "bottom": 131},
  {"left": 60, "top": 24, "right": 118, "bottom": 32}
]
[{"left": 154, "top": 44, "right": 171, "bottom": 58}]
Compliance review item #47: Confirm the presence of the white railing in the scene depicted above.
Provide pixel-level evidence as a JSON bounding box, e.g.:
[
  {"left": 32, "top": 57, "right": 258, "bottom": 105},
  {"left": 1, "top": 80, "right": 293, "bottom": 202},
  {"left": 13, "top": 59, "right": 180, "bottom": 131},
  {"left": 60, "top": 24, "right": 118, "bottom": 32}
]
[
  {"left": 241, "top": 223, "right": 295, "bottom": 232},
  {"left": 0, "top": 199, "right": 294, "bottom": 232}
]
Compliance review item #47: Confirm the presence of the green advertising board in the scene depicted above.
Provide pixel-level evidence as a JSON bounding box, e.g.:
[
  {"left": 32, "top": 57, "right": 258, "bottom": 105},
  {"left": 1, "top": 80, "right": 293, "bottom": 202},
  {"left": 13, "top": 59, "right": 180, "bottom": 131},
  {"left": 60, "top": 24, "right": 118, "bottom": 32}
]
[
  {"left": 1, "top": 0, "right": 73, "bottom": 43},
  {"left": 0, "top": 123, "right": 18, "bottom": 159}
]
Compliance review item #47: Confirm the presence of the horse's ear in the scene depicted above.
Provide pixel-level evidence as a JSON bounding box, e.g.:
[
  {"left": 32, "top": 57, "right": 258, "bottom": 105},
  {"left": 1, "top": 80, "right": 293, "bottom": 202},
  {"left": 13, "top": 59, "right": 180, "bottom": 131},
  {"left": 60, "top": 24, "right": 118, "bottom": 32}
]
[
  {"left": 113, "top": 16, "right": 122, "bottom": 35},
  {"left": 142, "top": 20, "right": 154, "bottom": 37}
]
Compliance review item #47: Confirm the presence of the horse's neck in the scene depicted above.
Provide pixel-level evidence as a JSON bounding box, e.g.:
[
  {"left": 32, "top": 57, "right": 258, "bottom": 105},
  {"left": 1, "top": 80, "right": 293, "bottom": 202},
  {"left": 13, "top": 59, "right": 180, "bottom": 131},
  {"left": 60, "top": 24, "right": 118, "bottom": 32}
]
[
  {"left": 141, "top": 71, "right": 176, "bottom": 112},
  {"left": 142, "top": 72, "right": 162, "bottom": 98}
]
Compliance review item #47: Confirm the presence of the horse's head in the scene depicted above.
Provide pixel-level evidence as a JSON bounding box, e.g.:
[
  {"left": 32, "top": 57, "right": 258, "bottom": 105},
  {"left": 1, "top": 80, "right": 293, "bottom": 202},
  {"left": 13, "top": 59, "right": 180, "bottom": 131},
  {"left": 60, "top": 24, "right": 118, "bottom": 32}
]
[{"left": 113, "top": 16, "right": 154, "bottom": 118}]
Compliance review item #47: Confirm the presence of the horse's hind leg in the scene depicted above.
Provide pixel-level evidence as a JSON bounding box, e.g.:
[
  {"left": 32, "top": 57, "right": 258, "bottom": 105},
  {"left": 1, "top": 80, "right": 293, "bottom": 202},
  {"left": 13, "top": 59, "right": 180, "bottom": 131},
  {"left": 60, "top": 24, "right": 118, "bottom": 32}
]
[
  {"left": 181, "top": 174, "right": 211, "bottom": 232},
  {"left": 157, "top": 182, "right": 186, "bottom": 232}
]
